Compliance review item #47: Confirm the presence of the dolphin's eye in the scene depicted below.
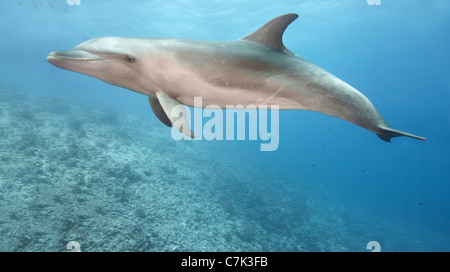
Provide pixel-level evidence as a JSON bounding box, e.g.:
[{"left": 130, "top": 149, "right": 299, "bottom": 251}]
[{"left": 126, "top": 55, "right": 135, "bottom": 63}]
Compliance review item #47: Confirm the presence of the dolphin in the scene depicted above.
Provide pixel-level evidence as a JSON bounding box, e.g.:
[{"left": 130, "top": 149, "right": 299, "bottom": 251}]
[{"left": 47, "top": 13, "right": 425, "bottom": 142}]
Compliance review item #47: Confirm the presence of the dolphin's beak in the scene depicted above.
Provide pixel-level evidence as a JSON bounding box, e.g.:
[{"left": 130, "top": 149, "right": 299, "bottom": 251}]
[
  {"left": 47, "top": 49, "right": 108, "bottom": 72},
  {"left": 47, "top": 50, "right": 105, "bottom": 63}
]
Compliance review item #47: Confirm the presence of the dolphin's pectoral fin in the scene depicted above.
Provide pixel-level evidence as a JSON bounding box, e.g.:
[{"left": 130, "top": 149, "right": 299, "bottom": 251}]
[
  {"left": 148, "top": 93, "right": 172, "bottom": 127},
  {"left": 240, "top": 13, "right": 298, "bottom": 51},
  {"left": 377, "top": 126, "right": 426, "bottom": 142},
  {"left": 153, "top": 92, "right": 195, "bottom": 138}
]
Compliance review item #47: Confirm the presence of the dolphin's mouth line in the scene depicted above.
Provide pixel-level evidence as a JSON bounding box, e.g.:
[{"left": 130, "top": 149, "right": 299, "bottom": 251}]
[{"left": 47, "top": 49, "right": 107, "bottom": 62}]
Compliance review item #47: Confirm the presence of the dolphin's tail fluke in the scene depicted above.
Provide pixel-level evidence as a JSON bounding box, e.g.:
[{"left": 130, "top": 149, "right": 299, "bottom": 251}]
[{"left": 377, "top": 126, "right": 426, "bottom": 142}]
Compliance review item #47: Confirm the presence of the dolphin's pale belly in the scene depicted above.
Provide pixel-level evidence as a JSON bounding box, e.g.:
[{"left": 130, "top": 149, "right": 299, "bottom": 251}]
[{"left": 171, "top": 70, "right": 308, "bottom": 110}]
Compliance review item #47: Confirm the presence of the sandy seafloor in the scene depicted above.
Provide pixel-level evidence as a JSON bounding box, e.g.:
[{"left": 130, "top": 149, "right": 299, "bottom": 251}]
[{"left": 0, "top": 87, "right": 443, "bottom": 252}]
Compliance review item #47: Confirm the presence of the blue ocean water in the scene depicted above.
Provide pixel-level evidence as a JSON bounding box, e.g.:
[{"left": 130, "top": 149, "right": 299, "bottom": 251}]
[{"left": 0, "top": 0, "right": 448, "bottom": 252}]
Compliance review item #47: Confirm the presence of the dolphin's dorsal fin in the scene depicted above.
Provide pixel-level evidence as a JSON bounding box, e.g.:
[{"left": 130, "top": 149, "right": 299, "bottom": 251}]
[
  {"left": 240, "top": 13, "right": 298, "bottom": 51},
  {"left": 151, "top": 92, "right": 195, "bottom": 138}
]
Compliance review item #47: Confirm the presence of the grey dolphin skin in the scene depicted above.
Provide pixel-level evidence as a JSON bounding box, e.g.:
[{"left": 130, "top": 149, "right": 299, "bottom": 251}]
[{"left": 47, "top": 13, "right": 425, "bottom": 142}]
